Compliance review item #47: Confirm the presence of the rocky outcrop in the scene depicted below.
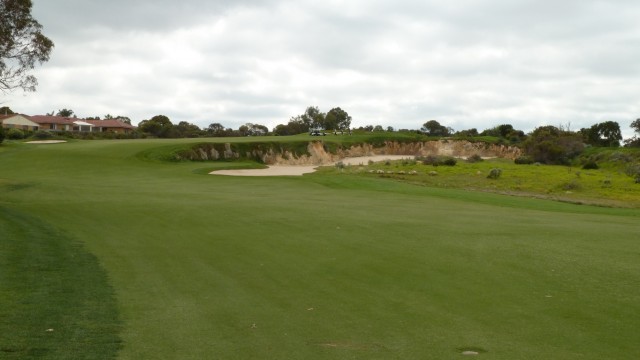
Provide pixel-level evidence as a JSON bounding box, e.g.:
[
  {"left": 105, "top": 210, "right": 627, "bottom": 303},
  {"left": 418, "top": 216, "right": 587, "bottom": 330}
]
[{"left": 179, "top": 140, "right": 522, "bottom": 165}]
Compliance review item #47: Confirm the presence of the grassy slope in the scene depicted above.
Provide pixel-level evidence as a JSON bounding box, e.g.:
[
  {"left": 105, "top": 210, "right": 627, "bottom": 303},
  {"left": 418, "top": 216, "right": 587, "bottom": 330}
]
[{"left": 1, "top": 139, "right": 639, "bottom": 359}]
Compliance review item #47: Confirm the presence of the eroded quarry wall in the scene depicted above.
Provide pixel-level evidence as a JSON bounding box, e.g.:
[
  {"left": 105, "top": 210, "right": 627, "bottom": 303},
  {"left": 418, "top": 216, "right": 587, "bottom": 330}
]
[{"left": 180, "top": 140, "right": 522, "bottom": 165}]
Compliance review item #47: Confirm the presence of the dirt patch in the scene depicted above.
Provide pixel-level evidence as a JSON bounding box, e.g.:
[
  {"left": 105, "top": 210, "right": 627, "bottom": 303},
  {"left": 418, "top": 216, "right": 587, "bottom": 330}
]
[{"left": 210, "top": 155, "right": 412, "bottom": 177}]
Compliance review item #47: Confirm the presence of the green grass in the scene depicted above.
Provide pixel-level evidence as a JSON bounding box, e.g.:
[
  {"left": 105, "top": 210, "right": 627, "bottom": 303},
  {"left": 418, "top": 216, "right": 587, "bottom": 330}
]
[
  {"left": 338, "top": 157, "right": 640, "bottom": 208},
  {"left": 1, "top": 139, "right": 639, "bottom": 359},
  {"left": 0, "top": 206, "right": 121, "bottom": 359}
]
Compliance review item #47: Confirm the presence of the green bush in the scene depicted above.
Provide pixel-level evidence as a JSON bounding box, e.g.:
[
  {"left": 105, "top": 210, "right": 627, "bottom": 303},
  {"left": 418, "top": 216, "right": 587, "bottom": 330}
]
[
  {"left": 514, "top": 156, "right": 534, "bottom": 165},
  {"left": 418, "top": 155, "right": 439, "bottom": 166},
  {"left": 441, "top": 157, "right": 457, "bottom": 166},
  {"left": 0, "top": 126, "right": 4, "bottom": 144},
  {"left": 466, "top": 154, "right": 483, "bottom": 163},
  {"left": 31, "top": 130, "right": 53, "bottom": 139},
  {"left": 561, "top": 179, "right": 581, "bottom": 191},
  {"left": 417, "top": 155, "right": 457, "bottom": 166},
  {"left": 6, "top": 128, "right": 25, "bottom": 140},
  {"left": 626, "top": 164, "right": 640, "bottom": 184},
  {"left": 487, "top": 168, "right": 502, "bottom": 179},
  {"left": 582, "top": 161, "right": 599, "bottom": 170}
]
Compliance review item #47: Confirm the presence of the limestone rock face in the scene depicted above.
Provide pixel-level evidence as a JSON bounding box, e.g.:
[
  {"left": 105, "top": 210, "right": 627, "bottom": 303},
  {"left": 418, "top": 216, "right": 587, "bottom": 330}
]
[
  {"left": 265, "top": 140, "right": 521, "bottom": 165},
  {"left": 181, "top": 140, "right": 522, "bottom": 164}
]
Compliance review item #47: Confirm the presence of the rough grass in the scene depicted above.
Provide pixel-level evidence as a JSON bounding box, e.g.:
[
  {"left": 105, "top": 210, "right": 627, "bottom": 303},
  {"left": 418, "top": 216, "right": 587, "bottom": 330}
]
[
  {"left": 335, "top": 157, "right": 640, "bottom": 207},
  {"left": 1, "top": 139, "right": 639, "bottom": 359}
]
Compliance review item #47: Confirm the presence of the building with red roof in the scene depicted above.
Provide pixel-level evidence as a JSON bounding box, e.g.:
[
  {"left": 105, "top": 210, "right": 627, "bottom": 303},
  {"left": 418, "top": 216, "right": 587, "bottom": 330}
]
[
  {"left": 0, "top": 114, "right": 40, "bottom": 131},
  {"left": 84, "top": 119, "right": 136, "bottom": 134}
]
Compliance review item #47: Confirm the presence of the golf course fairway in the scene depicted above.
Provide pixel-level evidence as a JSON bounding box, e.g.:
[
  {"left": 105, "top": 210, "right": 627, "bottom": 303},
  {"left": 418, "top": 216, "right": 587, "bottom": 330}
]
[{"left": 1, "top": 138, "right": 639, "bottom": 359}]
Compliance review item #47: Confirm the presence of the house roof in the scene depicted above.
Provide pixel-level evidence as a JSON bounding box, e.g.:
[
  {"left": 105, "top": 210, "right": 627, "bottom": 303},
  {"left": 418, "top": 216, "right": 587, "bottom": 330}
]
[
  {"left": 84, "top": 119, "right": 136, "bottom": 129},
  {"left": 0, "top": 114, "right": 33, "bottom": 121},
  {"left": 73, "top": 120, "right": 94, "bottom": 127},
  {"left": 30, "top": 115, "right": 76, "bottom": 125}
]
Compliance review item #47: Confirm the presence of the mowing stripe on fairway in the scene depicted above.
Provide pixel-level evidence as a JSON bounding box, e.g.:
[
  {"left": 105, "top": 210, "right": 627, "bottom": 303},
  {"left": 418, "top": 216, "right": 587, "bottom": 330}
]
[{"left": 0, "top": 206, "right": 122, "bottom": 359}]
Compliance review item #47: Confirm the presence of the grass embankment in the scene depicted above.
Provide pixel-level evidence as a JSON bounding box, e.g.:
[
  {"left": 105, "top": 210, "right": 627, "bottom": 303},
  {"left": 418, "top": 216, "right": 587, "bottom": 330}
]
[
  {"left": 1, "top": 138, "right": 639, "bottom": 359},
  {"left": 328, "top": 156, "right": 640, "bottom": 207}
]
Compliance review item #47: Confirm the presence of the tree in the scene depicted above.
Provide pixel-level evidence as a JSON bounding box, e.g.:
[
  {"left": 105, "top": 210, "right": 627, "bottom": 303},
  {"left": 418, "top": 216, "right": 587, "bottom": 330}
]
[
  {"left": 138, "top": 115, "right": 174, "bottom": 138},
  {"left": 0, "top": 106, "right": 14, "bottom": 115},
  {"left": 175, "top": 121, "right": 201, "bottom": 138},
  {"left": 324, "top": 107, "right": 352, "bottom": 130},
  {"left": 456, "top": 128, "right": 478, "bottom": 137},
  {"left": 56, "top": 108, "right": 74, "bottom": 117},
  {"left": 0, "top": 0, "right": 54, "bottom": 92},
  {"left": 523, "top": 126, "right": 584, "bottom": 164},
  {"left": 421, "top": 120, "right": 450, "bottom": 137},
  {"left": 624, "top": 118, "right": 640, "bottom": 147},
  {"left": 272, "top": 123, "right": 290, "bottom": 136},
  {"left": 207, "top": 122, "right": 226, "bottom": 137},
  {"left": 581, "top": 121, "right": 622, "bottom": 147},
  {"left": 240, "top": 123, "right": 268, "bottom": 136},
  {"left": 632, "top": 119, "right": 640, "bottom": 136}
]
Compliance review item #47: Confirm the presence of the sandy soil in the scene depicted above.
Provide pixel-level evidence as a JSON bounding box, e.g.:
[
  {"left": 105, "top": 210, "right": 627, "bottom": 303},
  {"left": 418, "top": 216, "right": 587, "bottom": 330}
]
[
  {"left": 210, "top": 155, "right": 412, "bottom": 177},
  {"left": 25, "top": 140, "right": 67, "bottom": 144}
]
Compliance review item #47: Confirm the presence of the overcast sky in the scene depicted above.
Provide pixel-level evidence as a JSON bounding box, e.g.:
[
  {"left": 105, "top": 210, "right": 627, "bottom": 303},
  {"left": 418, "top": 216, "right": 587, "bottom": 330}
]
[{"left": 4, "top": 0, "right": 640, "bottom": 137}]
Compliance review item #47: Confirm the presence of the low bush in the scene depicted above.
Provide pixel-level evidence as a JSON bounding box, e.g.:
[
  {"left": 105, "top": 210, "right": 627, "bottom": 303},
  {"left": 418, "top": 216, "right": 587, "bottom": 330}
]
[
  {"left": 582, "top": 161, "right": 599, "bottom": 170},
  {"left": 487, "top": 168, "right": 502, "bottom": 179},
  {"left": 417, "top": 155, "right": 457, "bottom": 166},
  {"left": 514, "top": 156, "right": 534, "bottom": 165},
  {"left": 31, "top": 130, "right": 53, "bottom": 140},
  {"left": 441, "top": 157, "right": 457, "bottom": 166},
  {"left": 626, "top": 164, "right": 640, "bottom": 183},
  {"left": 6, "top": 128, "right": 25, "bottom": 140},
  {"left": 466, "top": 154, "right": 483, "bottom": 163},
  {"left": 561, "top": 179, "right": 581, "bottom": 191}
]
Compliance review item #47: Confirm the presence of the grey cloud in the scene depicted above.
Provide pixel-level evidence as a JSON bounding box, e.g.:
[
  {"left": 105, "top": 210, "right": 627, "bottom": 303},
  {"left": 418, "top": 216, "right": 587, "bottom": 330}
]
[{"left": 4, "top": 0, "right": 637, "bottom": 136}]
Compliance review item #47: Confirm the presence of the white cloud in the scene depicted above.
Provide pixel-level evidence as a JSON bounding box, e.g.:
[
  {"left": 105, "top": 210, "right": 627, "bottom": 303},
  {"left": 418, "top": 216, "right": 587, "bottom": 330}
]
[{"left": 3, "top": 0, "right": 639, "bottom": 138}]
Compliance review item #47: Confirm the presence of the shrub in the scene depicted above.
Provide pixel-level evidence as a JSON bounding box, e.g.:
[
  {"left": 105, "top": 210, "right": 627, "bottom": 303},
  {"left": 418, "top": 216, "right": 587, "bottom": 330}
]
[
  {"left": 417, "top": 155, "right": 457, "bottom": 166},
  {"left": 561, "top": 179, "right": 581, "bottom": 191},
  {"left": 441, "top": 157, "right": 457, "bottom": 166},
  {"left": 626, "top": 164, "right": 640, "bottom": 183},
  {"left": 0, "top": 126, "right": 5, "bottom": 144},
  {"left": 466, "top": 154, "right": 483, "bottom": 163},
  {"left": 582, "top": 161, "right": 599, "bottom": 170},
  {"left": 514, "top": 156, "right": 534, "bottom": 165},
  {"left": 418, "top": 155, "right": 439, "bottom": 166},
  {"left": 6, "top": 128, "right": 25, "bottom": 139},
  {"left": 487, "top": 168, "right": 502, "bottom": 179},
  {"left": 32, "top": 130, "right": 53, "bottom": 140}
]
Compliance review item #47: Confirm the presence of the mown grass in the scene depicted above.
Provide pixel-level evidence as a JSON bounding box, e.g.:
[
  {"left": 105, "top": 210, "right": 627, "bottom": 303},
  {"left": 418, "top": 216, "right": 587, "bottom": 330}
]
[
  {"left": 1, "top": 138, "right": 639, "bottom": 359},
  {"left": 0, "top": 206, "right": 121, "bottom": 359}
]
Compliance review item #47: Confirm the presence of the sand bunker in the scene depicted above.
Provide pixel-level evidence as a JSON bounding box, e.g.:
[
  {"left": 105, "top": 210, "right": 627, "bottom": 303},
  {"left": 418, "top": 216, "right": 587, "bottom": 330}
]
[
  {"left": 25, "top": 140, "right": 67, "bottom": 144},
  {"left": 210, "top": 155, "right": 412, "bottom": 177}
]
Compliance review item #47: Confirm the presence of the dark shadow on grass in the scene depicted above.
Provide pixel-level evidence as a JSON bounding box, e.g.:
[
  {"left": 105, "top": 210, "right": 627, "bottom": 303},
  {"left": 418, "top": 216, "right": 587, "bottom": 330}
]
[{"left": 0, "top": 206, "right": 122, "bottom": 359}]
